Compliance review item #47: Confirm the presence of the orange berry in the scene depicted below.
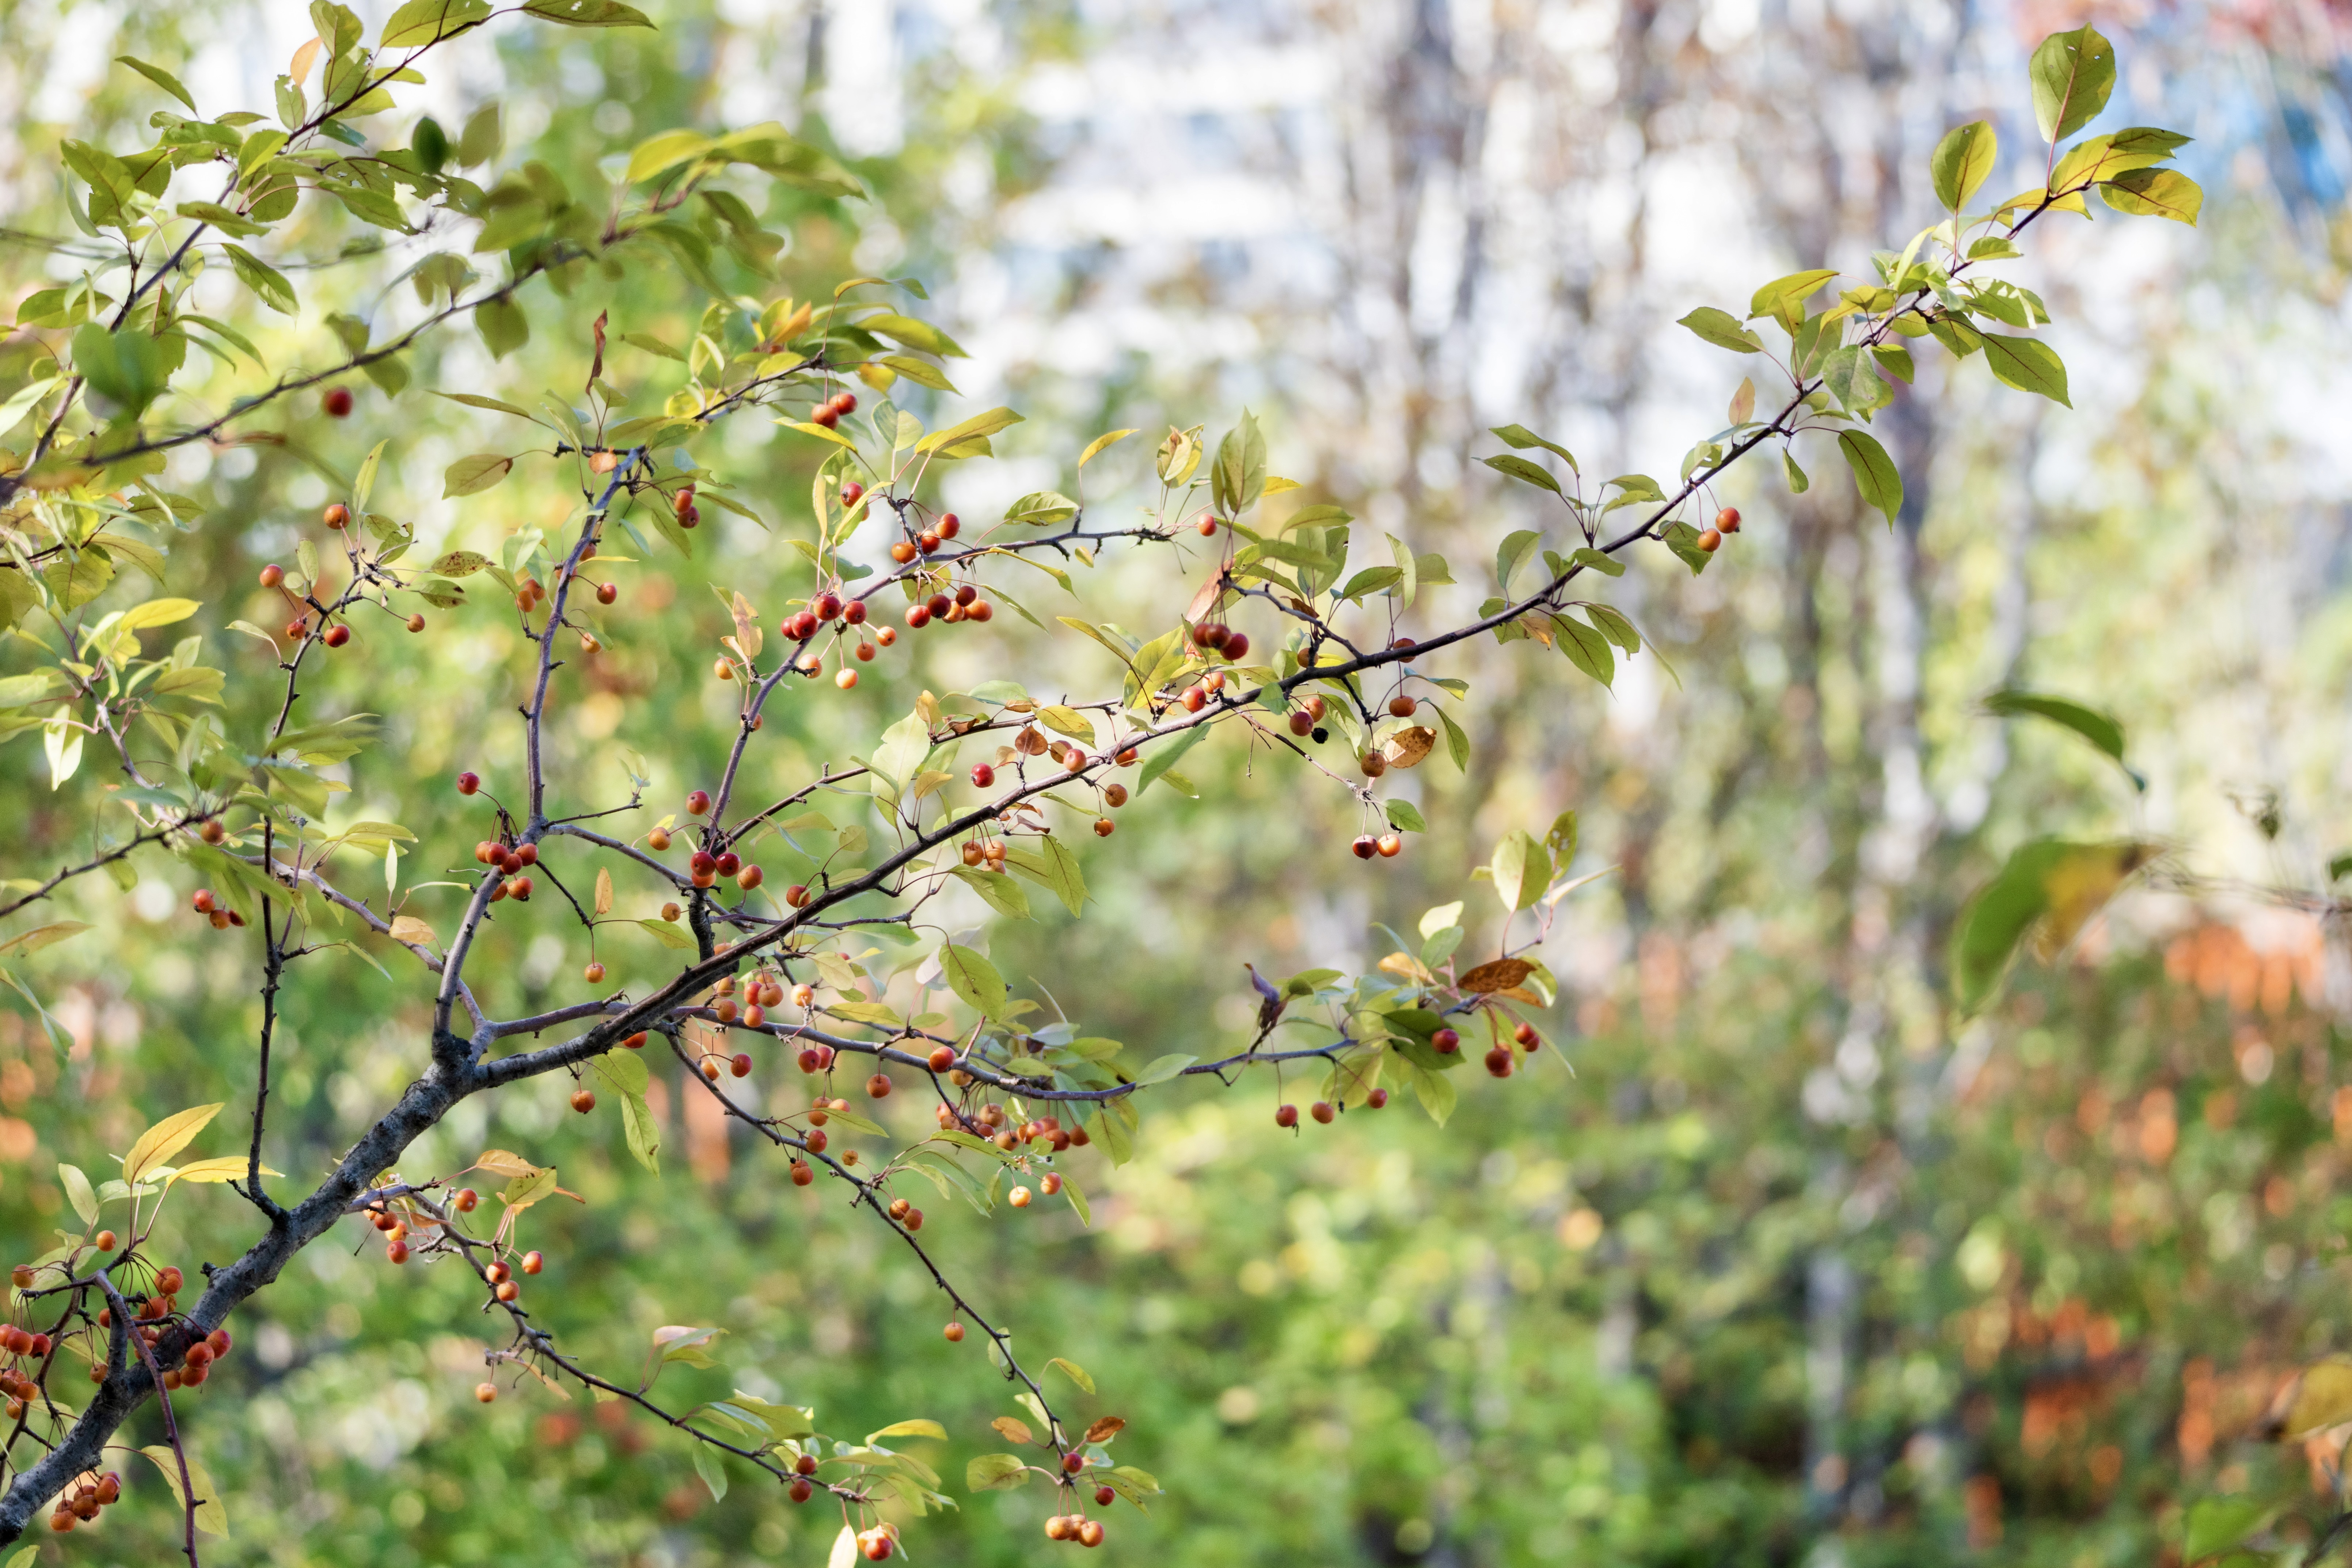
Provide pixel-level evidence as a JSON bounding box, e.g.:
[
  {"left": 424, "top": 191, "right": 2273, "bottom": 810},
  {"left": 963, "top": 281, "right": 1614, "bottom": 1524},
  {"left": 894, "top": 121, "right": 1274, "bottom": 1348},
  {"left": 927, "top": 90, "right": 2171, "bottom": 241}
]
[
  {"left": 1715, "top": 506, "right": 1741, "bottom": 532},
  {"left": 521, "top": 1251, "right": 543, "bottom": 1275},
  {"left": 944, "top": 1322, "right": 965, "bottom": 1343},
  {"left": 1009, "top": 1186, "right": 1032, "bottom": 1208},
  {"left": 584, "top": 961, "right": 606, "bottom": 983},
  {"left": 1696, "top": 527, "right": 1722, "bottom": 553},
  {"left": 495, "top": 1280, "right": 519, "bottom": 1302},
  {"left": 476, "top": 1382, "right": 497, "bottom": 1403},
  {"left": 571, "top": 1087, "right": 596, "bottom": 1113},
  {"left": 866, "top": 1073, "right": 892, "bottom": 1099},
  {"left": 323, "top": 503, "right": 349, "bottom": 528}
]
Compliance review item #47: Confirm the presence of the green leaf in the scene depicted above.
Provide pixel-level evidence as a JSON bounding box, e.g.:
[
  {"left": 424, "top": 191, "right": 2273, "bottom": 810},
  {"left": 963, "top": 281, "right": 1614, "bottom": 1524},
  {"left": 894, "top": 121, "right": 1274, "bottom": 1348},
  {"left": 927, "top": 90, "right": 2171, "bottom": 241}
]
[
  {"left": 2029, "top": 25, "right": 2116, "bottom": 144},
  {"left": 1489, "top": 829, "right": 1551, "bottom": 914},
  {"left": 860, "top": 314, "right": 967, "bottom": 358},
  {"left": 619, "top": 1087, "right": 660, "bottom": 1173},
  {"left": 69, "top": 324, "right": 168, "bottom": 418},
  {"left": 1130, "top": 1053, "right": 1194, "bottom": 1086},
  {"left": 1384, "top": 799, "right": 1427, "bottom": 834},
  {"left": 1821, "top": 345, "right": 1890, "bottom": 417},
  {"left": 1553, "top": 614, "right": 1614, "bottom": 688},
  {"left": 521, "top": 0, "right": 653, "bottom": 24},
  {"left": 1676, "top": 306, "right": 1764, "bottom": 353},
  {"left": 950, "top": 864, "right": 1032, "bottom": 920},
  {"left": 1487, "top": 424, "right": 1577, "bottom": 468},
  {"left": 2101, "top": 167, "right": 2202, "bottom": 225},
  {"left": 476, "top": 296, "right": 529, "bottom": 360},
  {"left": 57, "top": 1163, "right": 99, "bottom": 1226},
  {"left": 1048, "top": 1357, "right": 1096, "bottom": 1394},
  {"left": 1980, "top": 333, "right": 2071, "bottom": 406},
  {"left": 915, "top": 406, "right": 1023, "bottom": 456},
  {"left": 2181, "top": 1497, "right": 2270, "bottom": 1563},
  {"left": 1137, "top": 723, "right": 1209, "bottom": 798},
  {"left": 1036, "top": 835, "right": 1087, "bottom": 917},
  {"left": 115, "top": 56, "right": 198, "bottom": 114},
  {"left": 635, "top": 917, "right": 695, "bottom": 950},
  {"left": 380, "top": 0, "right": 492, "bottom": 46},
  {"left": 442, "top": 453, "right": 514, "bottom": 498},
  {"left": 1481, "top": 453, "right": 1562, "bottom": 495},
  {"left": 0, "top": 922, "right": 91, "bottom": 959},
  {"left": 1004, "top": 490, "right": 1079, "bottom": 526},
  {"left": 1836, "top": 429, "right": 1903, "bottom": 525},
  {"left": 1930, "top": 120, "right": 1998, "bottom": 211},
  {"left": 1436, "top": 706, "right": 1470, "bottom": 771},
  {"left": 1950, "top": 840, "right": 2151, "bottom": 1012},
  {"left": 221, "top": 243, "right": 296, "bottom": 315},
  {"left": 1410, "top": 1061, "right": 1456, "bottom": 1126},
  {"left": 939, "top": 943, "right": 1006, "bottom": 1021},
  {"left": 1748, "top": 270, "right": 1839, "bottom": 330},
  {"left": 966, "top": 1454, "right": 1031, "bottom": 1492},
  {"left": 692, "top": 1442, "right": 728, "bottom": 1502},
  {"left": 1984, "top": 689, "right": 2142, "bottom": 787},
  {"left": 1209, "top": 410, "right": 1268, "bottom": 516}
]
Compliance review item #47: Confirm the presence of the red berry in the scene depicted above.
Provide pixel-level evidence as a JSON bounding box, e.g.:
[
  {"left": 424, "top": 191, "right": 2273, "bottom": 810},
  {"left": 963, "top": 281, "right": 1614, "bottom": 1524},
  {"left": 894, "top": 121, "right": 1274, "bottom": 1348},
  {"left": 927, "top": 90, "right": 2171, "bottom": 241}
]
[
  {"left": 1515, "top": 1022, "right": 1538, "bottom": 1047},
  {"left": 970, "top": 763, "right": 995, "bottom": 787},
  {"left": 1716, "top": 506, "right": 1741, "bottom": 533},
  {"left": 937, "top": 513, "right": 960, "bottom": 538},
  {"left": 840, "top": 483, "right": 864, "bottom": 506},
  {"left": 814, "top": 593, "right": 843, "bottom": 622},
  {"left": 730, "top": 1053, "right": 753, "bottom": 1078},
  {"left": 789, "top": 1477, "right": 813, "bottom": 1503},
  {"left": 1432, "top": 1028, "right": 1460, "bottom": 1053},
  {"left": 1275, "top": 1104, "right": 1299, "bottom": 1128},
  {"left": 844, "top": 600, "right": 867, "bottom": 624},
  {"left": 1485, "top": 1047, "right": 1514, "bottom": 1077},
  {"left": 322, "top": 624, "right": 350, "bottom": 648},
  {"left": 867, "top": 1073, "right": 892, "bottom": 1099},
  {"left": 322, "top": 387, "right": 353, "bottom": 418},
  {"left": 596, "top": 581, "right": 617, "bottom": 605},
  {"left": 715, "top": 851, "right": 741, "bottom": 876},
  {"left": 686, "top": 790, "right": 711, "bottom": 815},
  {"left": 258, "top": 563, "right": 284, "bottom": 588},
  {"left": 456, "top": 771, "right": 480, "bottom": 795},
  {"left": 906, "top": 604, "right": 931, "bottom": 628},
  {"left": 1096, "top": 1485, "right": 1116, "bottom": 1506},
  {"left": 1224, "top": 632, "right": 1250, "bottom": 660},
  {"left": 928, "top": 1045, "right": 956, "bottom": 1071},
  {"left": 1351, "top": 835, "right": 1378, "bottom": 859},
  {"left": 833, "top": 392, "right": 858, "bottom": 415},
  {"left": 1310, "top": 1101, "right": 1335, "bottom": 1124}
]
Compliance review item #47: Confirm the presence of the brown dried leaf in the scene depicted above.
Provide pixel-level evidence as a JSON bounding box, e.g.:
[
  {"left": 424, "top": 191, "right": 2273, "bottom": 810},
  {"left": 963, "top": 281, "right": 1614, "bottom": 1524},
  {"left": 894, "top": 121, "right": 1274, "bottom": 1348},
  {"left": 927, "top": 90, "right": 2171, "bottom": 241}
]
[
  {"left": 1458, "top": 958, "right": 1535, "bottom": 995},
  {"left": 1380, "top": 726, "right": 1437, "bottom": 770},
  {"left": 1084, "top": 1416, "right": 1127, "bottom": 1444},
  {"left": 594, "top": 867, "right": 613, "bottom": 916},
  {"left": 992, "top": 1415, "right": 1035, "bottom": 1445},
  {"left": 1183, "top": 572, "right": 1229, "bottom": 627}
]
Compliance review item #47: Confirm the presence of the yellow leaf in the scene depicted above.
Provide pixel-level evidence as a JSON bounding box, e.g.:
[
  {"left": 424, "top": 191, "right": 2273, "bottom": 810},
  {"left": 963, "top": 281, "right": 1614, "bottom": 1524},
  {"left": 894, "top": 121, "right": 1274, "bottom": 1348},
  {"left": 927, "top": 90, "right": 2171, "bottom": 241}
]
[
  {"left": 1077, "top": 429, "right": 1136, "bottom": 468},
  {"left": 594, "top": 867, "right": 613, "bottom": 916},
  {"left": 473, "top": 1149, "right": 542, "bottom": 1178},
  {"left": 1379, "top": 726, "right": 1437, "bottom": 770},
  {"left": 2282, "top": 1359, "right": 2352, "bottom": 1439},
  {"left": 168, "top": 1156, "right": 283, "bottom": 1186},
  {"left": 123, "top": 1104, "right": 225, "bottom": 1184},
  {"left": 388, "top": 914, "right": 436, "bottom": 946},
  {"left": 1379, "top": 952, "right": 1435, "bottom": 985},
  {"left": 140, "top": 1445, "right": 228, "bottom": 1535}
]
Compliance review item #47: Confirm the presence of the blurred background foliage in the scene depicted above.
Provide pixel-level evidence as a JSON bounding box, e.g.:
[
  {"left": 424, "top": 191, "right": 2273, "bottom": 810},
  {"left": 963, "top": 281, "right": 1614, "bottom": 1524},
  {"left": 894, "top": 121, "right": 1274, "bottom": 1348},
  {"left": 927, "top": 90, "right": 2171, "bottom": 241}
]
[{"left": 4, "top": 0, "right": 2352, "bottom": 1565}]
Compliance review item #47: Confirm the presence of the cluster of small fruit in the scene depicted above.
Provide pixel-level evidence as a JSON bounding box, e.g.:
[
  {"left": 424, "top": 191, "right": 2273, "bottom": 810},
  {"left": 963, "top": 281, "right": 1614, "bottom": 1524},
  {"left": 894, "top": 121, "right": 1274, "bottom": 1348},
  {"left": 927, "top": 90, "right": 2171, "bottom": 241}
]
[
  {"left": 470, "top": 834, "right": 539, "bottom": 903},
  {"left": 1045, "top": 1455, "right": 1114, "bottom": 1546},
  {"left": 700, "top": 968, "right": 795, "bottom": 1029},
  {"left": 898, "top": 578, "right": 993, "bottom": 632},
  {"left": 1186, "top": 619, "right": 1251, "bottom": 662},
  {"left": 1696, "top": 506, "right": 1741, "bottom": 552},
  {"left": 853, "top": 1523, "right": 902, "bottom": 1560},
  {"left": 45, "top": 1470, "right": 122, "bottom": 1533},
  {"left": 1421, "top": 1018, "right": 1544, "bottom": 1078},
  {"left": 644, "top": 790, "right": 778, "bottom": 895},
  {"left": 0, "top": 1321, "right": 56, "bottom": 1419},
  {"left": 808, "top": 388, "right": 859, "bottom": 430},
  {"left": 186, "top": 889, "right": 246, "bottom": 930},
  {"left": 930, "top": 1093, "right": 1088, "bottom": 1157},
  {"left": 886, "top": 505, "right": 962, "bottom": 562}
]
